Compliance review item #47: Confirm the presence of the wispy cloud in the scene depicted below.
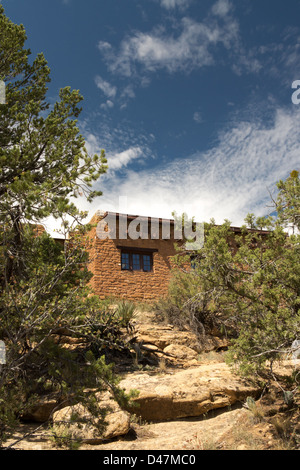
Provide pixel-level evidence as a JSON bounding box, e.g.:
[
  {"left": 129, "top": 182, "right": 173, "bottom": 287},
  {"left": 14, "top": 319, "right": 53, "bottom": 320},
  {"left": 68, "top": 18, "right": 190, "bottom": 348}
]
[
  {"left": 97, "top": 0, "right": 300, "bottom": 87},
  {"left": 159, "top": 0, "right": 192, "bottom": 10},
  {"left": 88, "top": 105, "right": 300, "bottom": 226},
  {"left": 193, "top": 111, "right": 203, "bottom": 124},
  {"left": 107, "top": 147, "right": 145, "bottom": 171},
  {"left": 97, "top": 7, "right": 240, "bottom": 78},
  {"left": 100, "top": 100, "right": 114, "bottom": 110},
  {"left": 94, "top": 75, "right": 117, "bottom": 99},
  {"left": 97, "top": 0, "right": 284, "bottom": 112},
  {"left": 251, "top": 29, "right": 300, "bottom": 85},
  {"left": 211, "top": 0, "right": 232, "bottom": 17},
  {"left": 84, "top": 129, "right": 148, "bottom": 173}
]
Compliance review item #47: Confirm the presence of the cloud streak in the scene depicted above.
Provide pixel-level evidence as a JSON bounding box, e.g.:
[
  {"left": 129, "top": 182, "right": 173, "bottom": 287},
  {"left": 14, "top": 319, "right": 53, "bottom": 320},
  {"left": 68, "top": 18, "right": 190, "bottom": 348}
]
[
  {"left": 98, "top": 6, "right": 240, "bottom": 78},
  {"left": 95, "top": 75, "right": 117, "bottom": 98},
  {"left": 84, "top": 131, "right": 146, "bottom": 173},
  {"left": 89, "top": 105, "right": 300, "bottom": 226},
  {"left": 211, "top": 0, "right": 232, "bottom": 17},
  {"left": 159, "top": 0, "right": 192, "bottom": 10}
]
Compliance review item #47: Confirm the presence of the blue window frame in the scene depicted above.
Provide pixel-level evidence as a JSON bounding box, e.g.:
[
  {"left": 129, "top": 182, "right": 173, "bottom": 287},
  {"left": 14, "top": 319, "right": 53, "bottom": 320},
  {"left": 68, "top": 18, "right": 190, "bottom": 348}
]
[
  {"left": 132, "top": 254, "right": 141, "bottom": 270},
  {"left": 120, "top": 250, "right": 153, "bottom": 272},
  {"left": 142, "top": 254, "right": 152, "bottom": 272},
  {"left": 121, "top": 252, "right": 130, "bottom": 270}
]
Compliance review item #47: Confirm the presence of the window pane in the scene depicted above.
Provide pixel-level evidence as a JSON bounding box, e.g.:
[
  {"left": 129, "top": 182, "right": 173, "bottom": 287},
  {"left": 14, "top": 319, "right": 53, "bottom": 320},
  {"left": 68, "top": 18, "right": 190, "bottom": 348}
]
[
  {"left": 143, "top": 255, "right": 151, "bottom": 271},
  {"left": 121, "top": 253, "right": 130, "bottom": 270},
  {"left": 132, "top": 254, "right": 140, "bottom": 270},
  {"left": 121, "top": 250, "right": 153, "bottom": 271}
]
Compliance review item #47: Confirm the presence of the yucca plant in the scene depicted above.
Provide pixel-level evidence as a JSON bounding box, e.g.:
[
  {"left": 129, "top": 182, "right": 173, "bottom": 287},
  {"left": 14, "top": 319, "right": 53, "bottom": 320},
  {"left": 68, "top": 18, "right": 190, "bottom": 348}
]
[{"left": 114, "top": 301, "right": 137, "bottom": 328}]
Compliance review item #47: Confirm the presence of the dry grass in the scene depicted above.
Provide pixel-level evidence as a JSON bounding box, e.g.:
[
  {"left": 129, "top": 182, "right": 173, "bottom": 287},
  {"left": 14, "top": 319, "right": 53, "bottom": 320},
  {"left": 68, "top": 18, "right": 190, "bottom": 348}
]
[{"left": 197, "top": 350, "right": 226, "bottom": 363}]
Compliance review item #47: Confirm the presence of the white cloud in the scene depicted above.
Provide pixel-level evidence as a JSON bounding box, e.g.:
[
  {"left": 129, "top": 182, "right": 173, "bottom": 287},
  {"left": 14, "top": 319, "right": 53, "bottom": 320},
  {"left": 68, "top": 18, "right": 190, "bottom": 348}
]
[
  {"left": 84, "top": 132, "right": 144, "bottom": 172},
  {"left": 94, "top": 75, "right": 117, "bottom": 99},
  {"left": 100, "top": 99, "right": 114, "bottom": 110},
  {"left": 89, "top": 106, "right": 300, "bottom": 226},
  {"left": 98, "top": 15, "right": 239, "bottom": 77},
  {"left": 119, "top": 84, "right": 136, "bottom": 109},
  {"left": 98, "top": 41, "right": 113, "bottom": 52},
  {"left": 121, "top": 85, "right": 136, "bottom": 100},
  {"left": 107, "top": 147, "right": 144, "bottom": 171},
  {"left": 251, "top": 31, "right": 300, "bottom": 85},
  {"left": 211, "top": 0, "right": 232, "bottom": 17},
  {"left": 193, "top": 111, "right": 203, "bottom": 123},
  {"left": 84, "top": 132, "right": 102, "bottom": 157},
  {"left": 44, "top": 105, "right": 300, "bottom": 235},
  {"left": 159, "top": 0, "right": 192, "bottom": 10}
]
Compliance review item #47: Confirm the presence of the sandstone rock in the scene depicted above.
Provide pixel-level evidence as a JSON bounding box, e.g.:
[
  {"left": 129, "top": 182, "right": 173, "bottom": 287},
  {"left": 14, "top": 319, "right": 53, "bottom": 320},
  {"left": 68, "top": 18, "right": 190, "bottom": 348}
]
[
  {"left": 52, "top": 392, "right": 131, "bottom": 444},
  {"left": 22, "top": 395, "right": 61, "bottom": 423},
  {"left": 133, "top": 310, "right": 201, "bottom": 352},
  {"left": 163, "top": 344, "right": 198, "bottom": 361},
  {"left": 236, "top": 444, "right": 248, "bottom": 450},
  {"left": 97, "top": 408, "right": 253, "bottom": 451},
  {"left": 201, "top": 335, "right": 228, "bottom": 352},
  {"left": 120, "top": 362, "right": 260, "bottom": 422},
  {"left": 135, "top": 326, "right": 200, "bottom": 352},
  {"left": 133, "top": 310, "right": 228, "bottom": 355}
]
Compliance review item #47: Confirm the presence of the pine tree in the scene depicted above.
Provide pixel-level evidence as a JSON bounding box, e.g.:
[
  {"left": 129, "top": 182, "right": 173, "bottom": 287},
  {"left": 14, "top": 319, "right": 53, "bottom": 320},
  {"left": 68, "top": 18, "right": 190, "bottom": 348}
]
[
  {"left": 0, "top": 6, "right": 132, "bottom": 447},
  {"left": 167, "top": 172, "right": 300, "bottom": 378}
]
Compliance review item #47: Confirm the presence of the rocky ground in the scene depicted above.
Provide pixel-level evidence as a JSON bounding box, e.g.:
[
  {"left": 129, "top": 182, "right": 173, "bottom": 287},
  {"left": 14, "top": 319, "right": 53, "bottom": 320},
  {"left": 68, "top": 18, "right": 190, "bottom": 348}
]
[{"left": 4, "top": 309, "right": 300, "bottom": 451}]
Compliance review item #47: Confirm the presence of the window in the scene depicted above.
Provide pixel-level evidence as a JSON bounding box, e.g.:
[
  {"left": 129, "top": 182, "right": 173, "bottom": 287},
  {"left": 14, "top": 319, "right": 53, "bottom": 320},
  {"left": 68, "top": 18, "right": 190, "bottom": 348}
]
[
  {"left": 132, "top": 254, "right": 141, "bottom": 270},
  {"left": 119, "top": 248, "right": 155, "bottom": 272},
  {"left": 142, "top": 254, "right": 152, "bottom": 272},
  {"left": 121, "top": 252, "right": 130, "bottom": 270}
]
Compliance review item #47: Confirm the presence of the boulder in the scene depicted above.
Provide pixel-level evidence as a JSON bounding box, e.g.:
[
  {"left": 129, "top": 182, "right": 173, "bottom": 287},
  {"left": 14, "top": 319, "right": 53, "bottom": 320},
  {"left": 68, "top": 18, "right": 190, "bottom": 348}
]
[
  {"left": 163, "top": 344, "right": 198, "bottom": 361},
  {"left": 98, "top": 407, "right": 252, "bottom": 451},
  {"left": 134, "top": 320, "right": 201, "bottom": 352},
  {"left": 133, "top": 310, "right": 228, "bottom": 354},
  {"left": 120, "top": 362, "right": 260, "bottom": 422},
  {"left": 52, "top": 392, "right": 131, "bottom": 444},
  {"left": 22, "top": 395, "right": 61, "bottom": 423}
]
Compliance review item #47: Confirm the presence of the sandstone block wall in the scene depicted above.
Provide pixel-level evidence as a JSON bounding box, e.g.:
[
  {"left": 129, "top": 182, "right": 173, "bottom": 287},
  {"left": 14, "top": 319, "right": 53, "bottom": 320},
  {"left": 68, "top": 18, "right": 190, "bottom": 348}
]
[{"left": 87, "top": 213, "right": 180, "bottom": 301}]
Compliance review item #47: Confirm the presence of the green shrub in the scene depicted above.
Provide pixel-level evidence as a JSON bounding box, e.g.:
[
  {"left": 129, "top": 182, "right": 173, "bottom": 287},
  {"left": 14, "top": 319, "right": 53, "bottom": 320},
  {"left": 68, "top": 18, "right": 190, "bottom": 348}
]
[{"left": 114, "top": 300, "right": 137, "bottom": 328}]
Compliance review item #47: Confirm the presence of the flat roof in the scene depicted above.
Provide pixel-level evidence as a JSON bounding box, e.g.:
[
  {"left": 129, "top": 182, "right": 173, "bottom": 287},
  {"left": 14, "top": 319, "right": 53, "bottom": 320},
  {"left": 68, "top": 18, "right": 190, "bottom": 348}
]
[{"left": 94, "top": 211, "right": 271, "bottom": 234}]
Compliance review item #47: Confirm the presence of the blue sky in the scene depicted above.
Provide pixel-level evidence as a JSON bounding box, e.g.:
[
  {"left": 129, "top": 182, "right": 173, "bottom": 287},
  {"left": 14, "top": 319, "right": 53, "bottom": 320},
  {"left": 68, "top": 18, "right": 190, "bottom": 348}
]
[{"left": 2, "top": 0, "right": 300, "bottom": 229}]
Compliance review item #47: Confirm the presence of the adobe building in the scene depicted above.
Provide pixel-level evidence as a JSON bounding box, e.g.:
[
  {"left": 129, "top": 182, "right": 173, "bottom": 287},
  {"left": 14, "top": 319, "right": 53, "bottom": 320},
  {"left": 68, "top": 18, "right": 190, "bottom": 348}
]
[
  {"left": 86, "top": 211, "right": 186, "bottom": 301},
  {"left": 85, "top": 211, "right": 271, "bottom": 302}
]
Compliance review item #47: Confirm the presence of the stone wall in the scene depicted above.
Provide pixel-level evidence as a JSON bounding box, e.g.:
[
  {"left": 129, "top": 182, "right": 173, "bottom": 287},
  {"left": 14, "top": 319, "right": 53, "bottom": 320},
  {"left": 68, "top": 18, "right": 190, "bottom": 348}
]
[{"left": 87, "top": 212, "right": 180, "bottom": 301}]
